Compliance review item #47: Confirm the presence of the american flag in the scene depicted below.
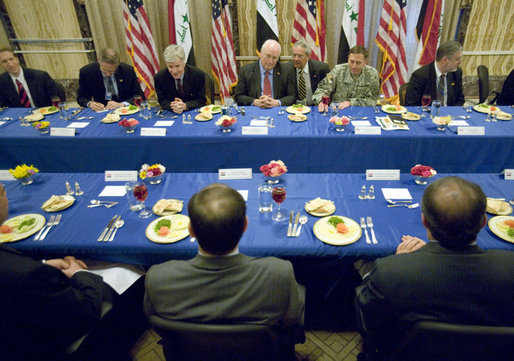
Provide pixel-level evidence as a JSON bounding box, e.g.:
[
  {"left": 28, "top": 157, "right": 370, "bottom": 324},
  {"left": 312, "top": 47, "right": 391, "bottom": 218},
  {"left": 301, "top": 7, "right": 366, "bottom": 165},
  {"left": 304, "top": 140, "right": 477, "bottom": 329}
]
[
  {"left": 375, "top": 0, "right": 408, "bottom": 100},
  {"left": 291, "top": 0, "right": 326, "bottom": 62},
  {"left": 122, "top": 0, "right": 160, "bottom": 98},
  {"left": 211, "top": 0, "right": 238, "bottom": 102}
]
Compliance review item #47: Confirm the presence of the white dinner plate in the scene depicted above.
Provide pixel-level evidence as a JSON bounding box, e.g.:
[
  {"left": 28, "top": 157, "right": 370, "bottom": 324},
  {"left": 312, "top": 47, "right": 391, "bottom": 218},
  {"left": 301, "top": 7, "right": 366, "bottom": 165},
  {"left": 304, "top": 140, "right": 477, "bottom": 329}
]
[
  {"left": 0, "top": 214, "right": 45, "bottom": 243},
  {"left": 313, "top": 215, "right": 361, "bottom": 246},
  {"left": 146, "top": 214, "right": 190, "bottom": 244}
]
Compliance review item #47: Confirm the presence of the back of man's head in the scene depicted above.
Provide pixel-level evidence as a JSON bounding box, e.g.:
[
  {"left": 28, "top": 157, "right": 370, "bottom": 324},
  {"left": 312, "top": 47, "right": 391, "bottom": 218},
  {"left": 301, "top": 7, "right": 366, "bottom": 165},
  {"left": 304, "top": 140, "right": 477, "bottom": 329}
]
[
  {"left": 421, "top": 176, "right": 486, "bottom": 249},
  {"left": 99, "top": 48, "right": 120, "bottom": 65},
  {"left": 188, "top": 184, "right": 246, "bottom": 256},
  {"left": 435, "top": 40, "right": 462, "bottom": 62}
]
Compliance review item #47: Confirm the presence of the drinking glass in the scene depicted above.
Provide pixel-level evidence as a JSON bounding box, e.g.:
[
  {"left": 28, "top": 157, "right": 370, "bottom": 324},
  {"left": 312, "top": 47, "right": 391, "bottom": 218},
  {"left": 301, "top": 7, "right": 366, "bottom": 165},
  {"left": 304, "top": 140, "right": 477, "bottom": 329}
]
[
  {"left": 432, "top": 100, "right": 441, "bottom": 117},
  {"left": 134, "top": 95, "right": 143, "bottom": 107},
  {"left": 421, "top": 94, "right": 432, "bottom": 112},
  {"left": 141, "top": 101, "right": 151, "bottom": 119},
  {"left": 51, "top": 96, "right": 61, "bottom": 109},
  {"left": 125, "top": 182, "right": 143, "bottom": 211},
  {"left": 331, "top": 103, "right": 338, "bottom": 117},
  {"left": 271, "top": 185, "right": 287, "bottom": 222},
  {"left": 133, "top": 182, "right": 151, "bottom": 218},
  {"left": 59, "top": 102, "right": 71, "bottom": 120},
  {"left": 258, "top": 183, "right": 273, "bottom": 213},
  {"left": 321, "top": 95, "right": 330, "bottom": 116}
]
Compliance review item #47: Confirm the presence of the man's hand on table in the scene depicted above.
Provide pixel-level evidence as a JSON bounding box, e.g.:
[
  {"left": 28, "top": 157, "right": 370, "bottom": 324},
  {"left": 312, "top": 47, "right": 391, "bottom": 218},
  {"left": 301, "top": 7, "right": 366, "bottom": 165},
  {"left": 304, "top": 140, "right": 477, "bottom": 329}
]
[
  {"left": 88, "top": 101, "right": 105, "bottom": 112},
  {"left": 318, "top": 102, "right": 328, "bottom": 113},
  {"left": 170, "top": 98, "right": 187, "bottom": 114},
  {"left": 105, "top": 100, "right": 124, "bottom": 110},
  {"left": 396, "top": 235, "right": 426, "bottom": 254},
  {"left": 254, "top": 95, "right": 278, "bottom": 108}
]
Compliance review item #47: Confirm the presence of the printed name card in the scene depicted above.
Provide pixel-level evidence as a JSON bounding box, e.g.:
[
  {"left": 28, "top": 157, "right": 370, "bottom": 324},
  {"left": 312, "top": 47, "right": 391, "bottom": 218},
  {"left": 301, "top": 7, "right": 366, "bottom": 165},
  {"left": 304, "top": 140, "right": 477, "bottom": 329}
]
[
  {"left": 355, "top": 126, "right": 381, "bottom": 135},
  {"left": 242, "top": 126, "right": 268, "bottom": 135},
  {"left": 366, "top": 169, "right": 401, "bottom": 181},
  {"left": 98, "top": 186, "right": 127, "bottom": 197},
  {"left": 458, "top": 126, "right": 484, "bottom": 136},
  {"left": 104, "top": 170, "right": 138, "bottom": 182},
  {"left": 51, "top": 127, "right": 75, "bottom": 136},
  {"left": 153, "top": 121, "right": 175, "bottom": 127},
  {"left": 351, "top": 120, "right": 371, "bottom": 127},
  {"left": 0, "top": 170, "right": 15, "bottom": 181},
  {"left": 504, "top": 169, "right": 514, "bottom": 180},
  {"left": 141, "top": 127, "right": 166, "bottom": 136},
  {"left": 237, "top": 190, "right": 249, "bottom": 201},
  {"left": 218, "top": 168, "right": 253, "bottom": 180},
  {"left": 67, "top": 122, "right": 89, "bottom": 128},
  {"left": 250, "top": 119, "right": 267, "bottom": 127}
]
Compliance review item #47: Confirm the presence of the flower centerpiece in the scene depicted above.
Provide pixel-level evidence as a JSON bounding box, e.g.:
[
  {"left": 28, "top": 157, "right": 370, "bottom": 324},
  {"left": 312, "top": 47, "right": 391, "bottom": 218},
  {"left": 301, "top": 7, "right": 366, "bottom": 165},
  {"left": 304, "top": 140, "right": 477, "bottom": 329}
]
[
  {"left": 118, "top": 118, "right": 139, "bottom": 133},
  {"left": 139, "top": 163, "right": 166, "bottom": 184},
  {"left": 9, "top": 164, "right": 39, "bottom": 185},
  {"left": 260, "top": 160, "right": 287, "bottom": 184},
  {"left": 32, "top": 121, "right": 50, "bottom": 134},
  {"left": 216, "top": 116, "right": 237, "bottom": 132},
  {"left": 410, "top": 164, "right": 437, "bottom": 185},
  {"left": 329, "top": 115, "right": 350, "bottom": 132}
]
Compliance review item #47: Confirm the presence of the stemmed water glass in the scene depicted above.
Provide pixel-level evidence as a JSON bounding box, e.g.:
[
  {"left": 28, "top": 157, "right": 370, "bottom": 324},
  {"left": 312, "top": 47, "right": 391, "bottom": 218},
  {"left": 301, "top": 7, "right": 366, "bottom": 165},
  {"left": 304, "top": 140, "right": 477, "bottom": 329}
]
[
  {"left": 432, "top": 99, "right": 441, "bottom": 117},
  {"left": 133, "top": 182, "right": 151, "bottom": 218},
  {"left": 421, "top": 94, "right": 431, "bottom": 112},
  {"left": 271, "top": 185, "right": 287, "bottom": 222},
  {"left": 134, "top": 95, "right": 143, "bottom": 107},
  {"left": 321, "top": 95, "right": 330, "bottom": 116}
]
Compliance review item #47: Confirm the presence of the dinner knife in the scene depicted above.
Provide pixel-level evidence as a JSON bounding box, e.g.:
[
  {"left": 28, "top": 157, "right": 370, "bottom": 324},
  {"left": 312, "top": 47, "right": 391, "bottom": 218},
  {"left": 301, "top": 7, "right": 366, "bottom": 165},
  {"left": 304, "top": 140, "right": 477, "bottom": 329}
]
[
  {"left": 292, "top": 212, "right": 300, "bottom": 237},
  {"left": 71, "top": 107, "right": 84, "bottom": 117},
  {"left": 104, "top": 215, "right": 121, "bottom": 242},
  {"left": 287, "top": 210, "right": 294, "bottom": 237},
  {"left": 97, "top": 214, "right": 117, "bottom": 242}
]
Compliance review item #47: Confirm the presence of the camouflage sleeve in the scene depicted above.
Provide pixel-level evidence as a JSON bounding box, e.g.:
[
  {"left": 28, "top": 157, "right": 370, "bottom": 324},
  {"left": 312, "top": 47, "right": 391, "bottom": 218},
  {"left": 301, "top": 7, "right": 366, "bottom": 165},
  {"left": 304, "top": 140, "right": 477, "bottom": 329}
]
[
  {"left": 312, "top": 71, "right": 337, "bottom": 105},
  {"left": 349, "top": 67, "right": 380, "bottom": 107}
]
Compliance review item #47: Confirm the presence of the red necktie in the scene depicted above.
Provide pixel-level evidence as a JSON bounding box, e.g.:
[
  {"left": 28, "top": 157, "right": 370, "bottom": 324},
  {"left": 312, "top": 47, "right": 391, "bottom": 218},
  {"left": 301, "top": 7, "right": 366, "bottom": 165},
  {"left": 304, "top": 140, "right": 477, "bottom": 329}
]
[
  {"left": 16, "top": 79, "right": 31, "bottom": 107},
  {"left": 263, "top": 71, "right": 272, "bottom": 97},
  {"left": 176, "top": 79, "right": 184, "bottom": 98}
]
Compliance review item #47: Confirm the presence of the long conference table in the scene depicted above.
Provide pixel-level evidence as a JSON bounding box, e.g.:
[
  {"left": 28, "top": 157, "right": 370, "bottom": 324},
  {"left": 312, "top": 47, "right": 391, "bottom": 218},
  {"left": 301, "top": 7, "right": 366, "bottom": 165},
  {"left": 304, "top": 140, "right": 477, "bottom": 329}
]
[
  {"left": 0, "top": 106, "right": 513, "bottom": 173},
  {"left": 4, "top": 172, "right": 513, "bottom": 300}
]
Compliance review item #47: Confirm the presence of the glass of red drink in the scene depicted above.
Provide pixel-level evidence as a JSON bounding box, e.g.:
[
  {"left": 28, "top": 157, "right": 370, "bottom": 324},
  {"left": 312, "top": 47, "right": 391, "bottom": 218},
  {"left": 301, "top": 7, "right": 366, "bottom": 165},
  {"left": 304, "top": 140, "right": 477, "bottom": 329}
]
[
  {"left": 51, "top": 97, "right": 61, "bottom": 108},
  {"left": 321, "top": 95, "right": 330, "bottom": 116},
  {"left": 133, "top": 183, "right": 151, "bottom": 218},
  {"left": 271, "top": 185, "right": 287, "bottom": 222},
  {"left": 134, "top": 95, "right": 143, "bottom": 107},
  {"left": 421, "top": 94, "right": 431, "bottom": 112}
]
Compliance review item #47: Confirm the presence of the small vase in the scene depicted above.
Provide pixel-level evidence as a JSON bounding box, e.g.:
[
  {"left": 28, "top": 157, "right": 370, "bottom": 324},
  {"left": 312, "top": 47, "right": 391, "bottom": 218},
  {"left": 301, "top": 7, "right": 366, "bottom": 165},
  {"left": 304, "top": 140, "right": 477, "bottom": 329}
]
[
  {"left": 124, "top": 125, "right": 137, "bottom": 134},
  {"left": 38, "top": 127, "right": 50, "bottom": 135},
  {"left": 148, "top": 173, "right": 164, "bottom": 184},
  {"left": 335, "top": 124, "right": 347, "bottom": 132},
  {"left": 413, "top": 175, "right": 430, "bottom": 185},
  {"left": 18, "top": 174, "right": 35, "bottom": 185},
  {"left": 265, "top": 176, "right": 281, "bottom": 184},
  {"left": 220, "top": 124, "right": 233, "bottom": 132}
]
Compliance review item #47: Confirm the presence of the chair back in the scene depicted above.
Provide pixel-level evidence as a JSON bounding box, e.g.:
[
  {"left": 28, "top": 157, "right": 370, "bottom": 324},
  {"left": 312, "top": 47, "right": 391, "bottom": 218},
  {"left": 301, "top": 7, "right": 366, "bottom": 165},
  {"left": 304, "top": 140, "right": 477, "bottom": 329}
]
[
  {"left": 398, "top": 82, "right": 408, "bottom": 106},
  {"left": 199, "top": 69, "right": 215, "bottom": 105},
  {"left": 150, "top": 316, "right": 283, "bottom": 361},
  {"left": 388, "top": 320, "right": 514, "bottom": 361},
  {"left": 477, "top": 65, "right": 489, "bottom": 104}
]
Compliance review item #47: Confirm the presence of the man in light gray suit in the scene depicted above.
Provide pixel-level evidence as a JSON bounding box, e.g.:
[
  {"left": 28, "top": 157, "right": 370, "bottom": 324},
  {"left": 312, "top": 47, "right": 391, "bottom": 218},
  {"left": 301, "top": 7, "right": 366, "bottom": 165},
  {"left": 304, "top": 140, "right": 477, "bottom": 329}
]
[{"left": 144, "top": 184, "right": 305, "bottom": 346}]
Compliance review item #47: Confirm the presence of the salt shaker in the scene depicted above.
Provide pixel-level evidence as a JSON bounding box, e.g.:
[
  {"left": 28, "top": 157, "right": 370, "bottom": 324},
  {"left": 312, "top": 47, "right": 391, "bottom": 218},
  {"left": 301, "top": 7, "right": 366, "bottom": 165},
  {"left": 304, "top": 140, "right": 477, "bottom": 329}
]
[
  {"left": 65, "top": 181, "right": 74, "bottom": 195},
  {"left": 358, "top": 185, "right": 367, "bottom": 200},
  {"left": 367, "top": 185, "right": 375, "bottom": 199},
  {"left": 182, "top": 114, "right": 186, "bottom": 124},
  {"left": 74, "top": 182, "right": 84, "bottom": 196},
  {"left": 187, "top": 114, "right": 192, "bottom": 123}
]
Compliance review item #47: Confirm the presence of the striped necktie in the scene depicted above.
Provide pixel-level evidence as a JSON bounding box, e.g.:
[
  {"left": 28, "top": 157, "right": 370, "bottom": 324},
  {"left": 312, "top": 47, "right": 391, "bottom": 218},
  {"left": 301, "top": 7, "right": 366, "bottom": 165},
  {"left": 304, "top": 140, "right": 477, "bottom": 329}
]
[
  {"left": 16, "top": 79, "right": 31, "bottom": 107},
  {"left": 176, "top": 79, "right": 184, "bottom": 98},
  {"left": 263, "top": 71, "right": 272, "bottom": 97},
  {"left": 298, "top": 70, "right": 306, "bottom": 101},
  {"left": 437, "top": 74, "right": 446, "bottom": 106}
]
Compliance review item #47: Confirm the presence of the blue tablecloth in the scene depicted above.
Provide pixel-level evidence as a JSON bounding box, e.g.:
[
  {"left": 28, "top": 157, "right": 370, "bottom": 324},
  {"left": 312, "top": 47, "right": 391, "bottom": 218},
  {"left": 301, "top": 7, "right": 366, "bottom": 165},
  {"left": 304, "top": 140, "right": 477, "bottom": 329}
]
[{"left": 0, "top": 106, "right": 512, "bottom": 173}]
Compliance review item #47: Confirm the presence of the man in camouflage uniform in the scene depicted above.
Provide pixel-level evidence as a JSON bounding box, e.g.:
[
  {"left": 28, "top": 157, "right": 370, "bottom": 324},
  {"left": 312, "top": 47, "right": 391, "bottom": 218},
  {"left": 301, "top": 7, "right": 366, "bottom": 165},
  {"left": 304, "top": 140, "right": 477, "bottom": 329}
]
[{"left": 313, "top": 46, "right": 379, "bottom": 111}]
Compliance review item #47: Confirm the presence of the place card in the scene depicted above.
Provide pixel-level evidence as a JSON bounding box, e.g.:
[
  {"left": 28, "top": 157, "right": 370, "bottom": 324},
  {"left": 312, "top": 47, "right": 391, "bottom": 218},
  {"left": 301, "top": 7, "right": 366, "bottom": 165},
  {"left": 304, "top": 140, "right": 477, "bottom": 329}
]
[
  {"left": 218, "top": 168, "right": 253, "bottom": 180},
  {"left": 67, "top": 122, "right": 89, "bottom": 128},
  {"left": 242, "top": 126, "right": 268, "bottom": 135},
  {"left": 104, "top": 170, "right": 138, "bottom": 182},
  {"left": 351, "top": 120, "right": 371, "bottom": 127},
  {"left": 366, "top": 169, "right": 400, "bottom": 180},
  {"left": 51, "top": 127, "right": 75, "bottom": 136},
  {"left": 381, "top": 188, "right": 413, "bottom": 200},
  {"left": 355, "top": 126, "right": 381, "bottom": 135},
  {"left": 504, "top": 169, "right": 514, "bottom": 180},
  {"left": 98, "top": 186, "right": 127, "bottom": 197},
  {"left": 250, "top": 119, "right": 267, "bottom": 127},
  {"left": 237, "top": 190, "right": 249, "bottom": 201},
  {"left": 458, "top": 126, "right": 484, "bottom": 135},
  {"left": 141, "top": 127, "right": 166, "bottom": 136},
  {"left": 0, "top": 170, "right": 15, "bottom": 181},
  {"left": 448, "top": 120, "right": 468, "bottom": 126},
  {"left": 154, "top": 121, "right": 175, "bottom": 127}
]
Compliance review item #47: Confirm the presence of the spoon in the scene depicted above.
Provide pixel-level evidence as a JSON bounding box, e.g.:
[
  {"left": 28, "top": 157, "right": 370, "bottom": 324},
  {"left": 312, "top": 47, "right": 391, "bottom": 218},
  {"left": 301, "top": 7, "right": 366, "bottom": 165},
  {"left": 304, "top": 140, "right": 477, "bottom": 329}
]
[
  {"left": 1, "top": 117, "right": 13, "bottom": 120},
  {"left": 296, "top": 215, "right": 308, "bottom": 237},
  {"left": 386, "top": 199, "right": 412, "bottom": 204},
  {"left": 387, "top": 203, "right": 420, "bottom": 208},
  {"left": 76, "top": 116, "right": 94, "bottom": 120},
  {"left": 108, "top": 218, "right": 124, "bottom": 242},
  {"left": 88, "top": 200, "right": 118, "bottom": 208},
  {"left": 509, "top": 199, "right": 514, "bottom": 205},
  {"left": 459, "top": 116, "right": 471, "bottom": 119}
]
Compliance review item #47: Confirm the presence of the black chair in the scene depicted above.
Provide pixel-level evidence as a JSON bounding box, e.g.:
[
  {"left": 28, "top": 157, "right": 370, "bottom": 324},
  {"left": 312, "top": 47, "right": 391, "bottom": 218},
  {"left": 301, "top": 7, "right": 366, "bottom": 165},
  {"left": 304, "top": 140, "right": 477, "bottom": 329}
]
[
  {"left": 199, "top": 69, "right": 215, "bottom": 105},
  {"left": 398, "top": 82, "right": 408, "bottom": 106},
  {"left": 149, "top": 316, "right": 290, "bottom": 361},
  {"left": 388, "top": 321, "right": 514, "bottom": 361},
  {"left": 477, "top": 65, "right": 489, "bottom": 104}
]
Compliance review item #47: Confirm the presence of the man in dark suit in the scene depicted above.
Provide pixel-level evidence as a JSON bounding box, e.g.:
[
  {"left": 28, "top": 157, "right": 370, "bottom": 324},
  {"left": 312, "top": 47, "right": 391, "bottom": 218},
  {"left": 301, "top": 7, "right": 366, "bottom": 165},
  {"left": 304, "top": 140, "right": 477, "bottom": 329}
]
[
  {"left": 405, "top": 40, "right": 465, "bottom": 106},
  {"left": 0, "top": 184, "right": 147, "bottom": 361},
  {"left": 145, "top": 184, "right": 305, "bottom": 348},
  {"left": 235, "top": 39, "right": 296, "bottom": 107},
  {"left": 77, "top": 48, "right": 143, "bottom": 111},
  {"left": 154, "top": 44, "right": 206, "bottom": 113},
  {"left": 355, "top": 176, "right": 514, "bottom": 360},
  {"left": 288, "top": 40, "right": 329, "bottom": 105},
  {"left": 0, "top": 47, "right": 63, "bottom": 108}
]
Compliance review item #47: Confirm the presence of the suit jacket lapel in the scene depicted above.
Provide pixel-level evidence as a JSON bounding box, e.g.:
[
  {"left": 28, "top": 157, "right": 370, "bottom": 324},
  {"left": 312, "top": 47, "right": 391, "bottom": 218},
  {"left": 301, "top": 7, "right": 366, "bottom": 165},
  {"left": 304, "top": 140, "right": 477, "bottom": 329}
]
[
  {"left": 252, "top": 62, "right": 262, "bottom": 98},
  {"left": 273, "top": 63, "right": 281, "bottom": 98},
  {"left": 429, "top": 63, "right": 438, "bottom": 98},
  {"left": 1, "top": 72, "right": 20, "bottom": 106}
]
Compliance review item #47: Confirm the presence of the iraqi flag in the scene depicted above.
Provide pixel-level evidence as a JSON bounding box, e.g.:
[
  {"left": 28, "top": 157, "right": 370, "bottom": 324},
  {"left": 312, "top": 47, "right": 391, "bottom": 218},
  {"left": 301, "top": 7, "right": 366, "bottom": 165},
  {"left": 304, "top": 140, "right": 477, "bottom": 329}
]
[
  {"left": 256, "top": 0, "right": 279, "bottom": 51},
  {"left": 168, "top": 0, "right": 195, "bottom": 65},
  {"left": 412, "top": 0, "right": 444, "bottom": 71},
  {"left": 338, "top": 0, "right": 365, "bottom": 64}
]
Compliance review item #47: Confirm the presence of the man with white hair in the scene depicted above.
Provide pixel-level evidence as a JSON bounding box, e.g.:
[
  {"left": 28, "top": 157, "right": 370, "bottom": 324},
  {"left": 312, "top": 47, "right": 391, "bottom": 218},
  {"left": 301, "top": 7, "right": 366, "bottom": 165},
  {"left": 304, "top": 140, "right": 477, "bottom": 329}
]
[
  {"left": 154, "top": 44, "right": 206, "bottom": 114},
  {"left": 234, "top": 39, "right": 295, "bottom": 108}
]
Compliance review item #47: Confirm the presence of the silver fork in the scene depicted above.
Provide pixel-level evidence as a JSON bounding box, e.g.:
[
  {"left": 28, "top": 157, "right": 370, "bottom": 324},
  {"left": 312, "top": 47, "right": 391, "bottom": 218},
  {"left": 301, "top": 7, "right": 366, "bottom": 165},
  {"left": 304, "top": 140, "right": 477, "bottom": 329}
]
[
  {"left": 366, "top": 217, "right": 378, "bottom": 244},
  {"left": 39, "top": 214, "right": 62, "bottom": 241},
  {"left": 387, "top": 203, "right": 420, "bottom": 208},
  {"left": 360, "top": 217, "right": 371, "bottom": 244},
  {"left": 34, "top": 215, "right": 55, "bottom": 241}
]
